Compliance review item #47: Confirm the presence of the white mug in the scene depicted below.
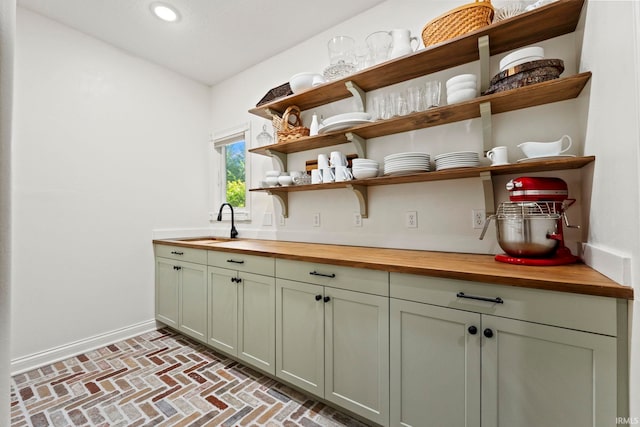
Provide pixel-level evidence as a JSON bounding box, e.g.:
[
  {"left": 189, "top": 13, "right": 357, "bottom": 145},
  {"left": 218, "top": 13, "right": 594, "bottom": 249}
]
[
  {"left": 330, "top": 151, "right": 347, "bottom": 167},
  {"left": 487, "top": 146, "right": 509, "bottom": 165},
  {"left": 322, "top": 167, "right": 335, "bottom": 183},
  {"left": 318, "top": 154, "right": 330, "bottom": 169},
  {"left": 335, "top": 165, "right": 353, "bottom": 182},
  {"left": 311, "top": 169, "right": 323, "bottom": 184}
]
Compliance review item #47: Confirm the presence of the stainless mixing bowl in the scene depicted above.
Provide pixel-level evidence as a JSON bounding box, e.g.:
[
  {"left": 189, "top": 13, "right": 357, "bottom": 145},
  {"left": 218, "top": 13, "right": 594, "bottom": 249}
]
[{"left": 495, "top": 215, "right": 560, "bottom": 257}]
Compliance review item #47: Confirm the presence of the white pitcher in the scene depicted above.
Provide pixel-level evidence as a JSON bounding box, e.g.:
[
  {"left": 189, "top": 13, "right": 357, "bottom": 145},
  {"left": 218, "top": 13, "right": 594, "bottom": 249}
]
[{"left": 389, "top": 29, "right": 419, "bottom": 59}]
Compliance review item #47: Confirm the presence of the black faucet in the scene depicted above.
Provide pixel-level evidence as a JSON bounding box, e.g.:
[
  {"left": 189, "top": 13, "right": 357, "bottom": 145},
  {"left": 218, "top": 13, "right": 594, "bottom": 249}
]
[{"left": 217, "top": 203, "right": 238, "bottom": 239}]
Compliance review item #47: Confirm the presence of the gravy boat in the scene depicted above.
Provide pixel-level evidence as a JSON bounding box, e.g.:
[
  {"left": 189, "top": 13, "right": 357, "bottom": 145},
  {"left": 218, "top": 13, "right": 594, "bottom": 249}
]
[{"left": 518, "top": 135, "right": 572, "bottom": 158}]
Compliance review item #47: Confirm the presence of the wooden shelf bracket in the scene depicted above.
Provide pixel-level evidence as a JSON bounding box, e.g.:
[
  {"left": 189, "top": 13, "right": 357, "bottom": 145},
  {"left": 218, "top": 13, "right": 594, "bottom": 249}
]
[
  {"left": 346, "top": 184, "right": 368, "bottom": 218},
  {"left": 478, "top": 35, "right": 491, "bottom": 93},
  {"left": 480, "top": 101, "right": 493, "bottom": 153},
  {"left": 266, "top": 190, "right": 289, "bottom": 218},
  {"left": 345, "top": 81, "right": 366, "bottom": 112},
  {"left": 480, "top": 171, "right": 496, "bottom": 215},
  {"left": 345, "top": 132, "right": 367, "bottom": 159},
  {"left": 264, "top": 149, "right": 288, "bottom": 171}
]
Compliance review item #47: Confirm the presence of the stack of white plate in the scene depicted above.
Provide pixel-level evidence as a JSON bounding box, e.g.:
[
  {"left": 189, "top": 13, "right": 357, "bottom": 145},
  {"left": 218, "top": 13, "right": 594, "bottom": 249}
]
[
  {"left": 352, "top": 158, "right": 380, "bottom": 179},
  {"left": 434, "top": 151, "right": 480, "bottom": 171},
  {"left": 383, "top": 152, "right": 431, "bottom": 175},
  {"left": 446, "top": 74, "right": 478, "bottom": 105}
]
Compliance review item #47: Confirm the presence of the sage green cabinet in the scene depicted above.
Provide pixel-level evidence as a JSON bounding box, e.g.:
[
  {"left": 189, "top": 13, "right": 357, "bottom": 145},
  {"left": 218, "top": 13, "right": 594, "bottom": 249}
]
[{"left": 208, "top": 259, "right": 276, "bottom": 375}]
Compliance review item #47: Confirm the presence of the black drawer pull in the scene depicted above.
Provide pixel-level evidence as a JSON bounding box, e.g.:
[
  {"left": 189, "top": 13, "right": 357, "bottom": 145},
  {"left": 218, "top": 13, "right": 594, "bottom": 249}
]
[
  {"left": 227, "top": 259, "right": 245, "bottom": 264},
  {"left": 315, "top": 294, "right": 323, "bottom": 301},
  {"left": 468, "top": 325, "right": 478, "bottom": 335},
  {"left": 173, "top": 266, "right": 182, "bottom": 271},
  {"left": 323, "top": 296, "right": 331, "bottom": 303},
  {"left": 309, "top": 271, "right": 336, "bottom": 278},
  {"left": 456, "top": 292, "right": 503, "bottom": 304},
  {"left": 171, "top": 251, "right": 184, "bottom": 255},
  {"left": 484, "top": 328, "right": 494, "bottom": 338}
]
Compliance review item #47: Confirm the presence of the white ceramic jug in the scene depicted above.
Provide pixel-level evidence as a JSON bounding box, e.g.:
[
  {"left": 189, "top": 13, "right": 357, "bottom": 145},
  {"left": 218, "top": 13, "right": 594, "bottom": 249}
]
[{"left": 389, "top": 29, "right": 419, "bottom": 59}]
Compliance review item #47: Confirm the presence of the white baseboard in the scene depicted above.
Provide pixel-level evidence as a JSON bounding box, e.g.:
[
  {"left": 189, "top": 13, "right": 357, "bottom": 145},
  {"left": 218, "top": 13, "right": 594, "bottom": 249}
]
[
  {"left": 10, "top": 319, "right": 160, "bottom": 375},
  {"left": 581, "top": 243, "right": 632, "bottom": 286}
]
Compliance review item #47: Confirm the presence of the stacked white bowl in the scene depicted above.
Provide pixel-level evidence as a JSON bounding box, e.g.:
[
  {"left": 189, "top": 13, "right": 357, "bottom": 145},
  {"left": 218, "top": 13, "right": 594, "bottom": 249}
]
[
  {"left": 499, "top": 46, "right": 544, "bottom": 72},
  {"left": 352, "top": 158, "right": 380, "bottom": 179},
  {"left": 446, "top": 74, "right": 478, "bottom": 104}
]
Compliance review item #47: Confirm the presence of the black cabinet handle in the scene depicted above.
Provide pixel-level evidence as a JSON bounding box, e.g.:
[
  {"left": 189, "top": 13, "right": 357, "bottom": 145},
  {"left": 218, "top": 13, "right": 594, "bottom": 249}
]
[
  {"left": 230, "top": 277, "right": 236, "bottom": 283},
  {"left": 323, "top": 296, "right": 331, "bottom": 303},
  {"left": 310, "top": 271, "right": 336, "bottom": 278},
  {"left": 315, "top": 294, "right": 323, "bottom": 301},
  {"left": 468, "top": 326, "right": 478, "bottom": 335},
  {"left": 227, "top": 259, "right": 245, "bottom": 264},
  {"left": 171, "top": 251, "right": 184, "bottom": 255},
  {"left": 484, "top": 328, "right": 494, "bottom": 338},
  {"left": 173, "top": 266, "right": 182, "bottom": 271},
  {"left": 456, "top": 292, "right": 503, "bottom": 304},
  {"left": 230, "top": 277, "right": 241, "bottom": 283}
]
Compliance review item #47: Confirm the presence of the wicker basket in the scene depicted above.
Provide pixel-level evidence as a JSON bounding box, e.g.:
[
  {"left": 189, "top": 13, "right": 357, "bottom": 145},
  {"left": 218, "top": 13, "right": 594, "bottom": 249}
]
[
  {"left": 422, "top": 0, "right": 494, "bottom": 47},
  {"left": 273, "top": 106, "right": 310, "bottom": 143}
]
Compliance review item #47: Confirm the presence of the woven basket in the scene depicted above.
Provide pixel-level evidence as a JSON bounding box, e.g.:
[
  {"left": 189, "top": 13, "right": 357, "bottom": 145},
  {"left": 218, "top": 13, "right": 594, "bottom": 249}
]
[
  {"left": 422, "top": 0, "right": 494, "bottom": 47},
  {"left": 273, "top": 106, "right": 310, "bottom": 143}
]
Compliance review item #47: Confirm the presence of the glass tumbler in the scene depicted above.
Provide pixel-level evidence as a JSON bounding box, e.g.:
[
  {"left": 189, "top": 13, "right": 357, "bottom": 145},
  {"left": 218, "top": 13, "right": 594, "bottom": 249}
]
[{"left": 424, "top": 81, "right": 442, "bottom": 109}]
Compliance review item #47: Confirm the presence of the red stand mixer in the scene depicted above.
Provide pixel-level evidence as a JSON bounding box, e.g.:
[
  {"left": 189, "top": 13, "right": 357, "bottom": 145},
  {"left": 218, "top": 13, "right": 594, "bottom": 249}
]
[{"left": 480, "top": 177, "right": 579, "bottom": 266}]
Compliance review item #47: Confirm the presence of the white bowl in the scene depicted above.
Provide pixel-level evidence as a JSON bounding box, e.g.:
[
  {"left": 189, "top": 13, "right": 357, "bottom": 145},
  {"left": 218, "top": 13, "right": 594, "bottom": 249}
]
[
  {"left": 447, "top": 88, "right": 477, "bottom": 104},
  {"left": 447, "top": 81, "right": 477, "bottom": 93},
  {"left": 265, "top": 170, "right": 281, "bottom": 177},
  {"left": 352, "top": 166, "right": 379, "bottom": 171},
  {"left": 353, "top": 169, "right": 379, "bottom": 179},
  {"left": 352, "top": 158, "right": 379, "bottom": 166},
  {"left": 265, "top": 176, "right": 279, "bottom": 187},
  {"left": 289, "top": 72, "right": 323, "bottom": 94},
  {"left": 277, "top": 175, "right": 293, "bottom": 186},
  {"left": 446, "top": 74, "right": 477, "bottom": 88},
  {"left": 499, "top": 47, "right": 544, "bottom": 71}
]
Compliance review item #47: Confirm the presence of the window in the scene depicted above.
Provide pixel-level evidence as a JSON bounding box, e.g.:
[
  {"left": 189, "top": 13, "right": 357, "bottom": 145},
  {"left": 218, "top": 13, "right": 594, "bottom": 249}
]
[{"left": 213, "top": 124, "right": 250, "bottom": 220}]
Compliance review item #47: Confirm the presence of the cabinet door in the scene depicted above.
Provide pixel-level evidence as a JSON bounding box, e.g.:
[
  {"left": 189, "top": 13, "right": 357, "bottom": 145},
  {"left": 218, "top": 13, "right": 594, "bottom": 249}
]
[
  {"left": 325, "top": 287, "right": 390, "bottom": 426},
  {"left": 237, "top": 271, "right": 276, "bottom": 374},
  {"left": 481, "top": 315, "right": 617, "bottom": 427},
  {"left": 155, "top": 257, "right": 179, "bottom": 328},
  {"left": 179, "top": 261, "right": 207, "bottom": 343},
  {"left": 208, "top": 266, "right": 238, "bottom": 355},
  {"left": 390, "top": 299, "right": 481, "bottom": 427},
  {"left": 275, "top": 279, "right": 324, "bottom": 397}
]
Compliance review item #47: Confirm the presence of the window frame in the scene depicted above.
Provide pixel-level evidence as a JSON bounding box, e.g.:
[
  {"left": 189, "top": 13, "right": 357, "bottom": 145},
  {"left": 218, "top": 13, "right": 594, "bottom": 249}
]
[{"left": 213, "top": 123, "right": 251, "bottom": 222}]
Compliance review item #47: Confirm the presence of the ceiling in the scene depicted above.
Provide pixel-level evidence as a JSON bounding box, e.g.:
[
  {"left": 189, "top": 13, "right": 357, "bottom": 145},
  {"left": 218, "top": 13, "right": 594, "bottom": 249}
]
[{"left": 17, "top": 0, "right": 387, "bottom": 86}]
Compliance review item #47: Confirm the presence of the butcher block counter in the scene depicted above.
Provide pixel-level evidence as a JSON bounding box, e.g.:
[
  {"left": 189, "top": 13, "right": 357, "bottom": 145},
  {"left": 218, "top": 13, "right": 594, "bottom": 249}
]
[{"left": 153, "top": 237, "right": 633, "bottom": 299}]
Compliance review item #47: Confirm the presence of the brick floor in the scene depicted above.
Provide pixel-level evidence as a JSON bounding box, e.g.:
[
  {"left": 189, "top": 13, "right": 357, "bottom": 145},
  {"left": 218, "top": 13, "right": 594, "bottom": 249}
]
[{"left": 11, "top": 329, "right": 371, "bottom": 426}]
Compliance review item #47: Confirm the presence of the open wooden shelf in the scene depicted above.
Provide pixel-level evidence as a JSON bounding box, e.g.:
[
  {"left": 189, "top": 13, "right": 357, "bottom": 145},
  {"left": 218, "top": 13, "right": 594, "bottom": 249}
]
[
  {"left": 250, "top": 156, "right": 595, "bottom": 193},
  {"left": 249, "top": 73, "right": 591, "bottom": 157},
  {"left": 249, "top": 0, "right": 585, "bottom": 119}
]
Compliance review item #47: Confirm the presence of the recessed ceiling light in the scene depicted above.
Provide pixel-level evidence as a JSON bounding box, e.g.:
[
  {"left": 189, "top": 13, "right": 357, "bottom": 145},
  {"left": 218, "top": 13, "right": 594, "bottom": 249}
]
[{"left": 150, "top": 2, "right": 180, "bottom": 23}]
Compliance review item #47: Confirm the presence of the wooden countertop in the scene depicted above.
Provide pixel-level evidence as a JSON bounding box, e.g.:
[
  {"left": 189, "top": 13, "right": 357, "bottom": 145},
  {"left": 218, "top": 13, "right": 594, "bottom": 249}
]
[{"left": 153, "top": 238, "right": 634, "bottom": 300}]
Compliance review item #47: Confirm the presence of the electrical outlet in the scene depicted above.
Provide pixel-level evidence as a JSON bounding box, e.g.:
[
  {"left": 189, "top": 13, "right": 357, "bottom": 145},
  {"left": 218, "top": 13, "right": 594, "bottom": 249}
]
[
  {"left": 472, "top": 209, "right": 486, "bottom": 229},
  {"left": 313, "top": 212, "right": 321, "bottom": 227},
  {"left": 405, "top": 211, "right": 418, "bottom": 228},
  {"left": 353, "top": 213, "right": 362, "bottom": 227}
]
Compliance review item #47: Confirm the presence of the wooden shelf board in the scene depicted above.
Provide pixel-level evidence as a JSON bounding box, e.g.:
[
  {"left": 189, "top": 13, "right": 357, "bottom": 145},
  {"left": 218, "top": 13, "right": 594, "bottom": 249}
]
[
  {"left": 250, "top": 156, "right": 595, "bottom": 192},
  {"left": 249, "top": 0, "right": 585, "bottom": 118},
  {"left": 249, "top": 73, "right": 591, "bottom": 158}
]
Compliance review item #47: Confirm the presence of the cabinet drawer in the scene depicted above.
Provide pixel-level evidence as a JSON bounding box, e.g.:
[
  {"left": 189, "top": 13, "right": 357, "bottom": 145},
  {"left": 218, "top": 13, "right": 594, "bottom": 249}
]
[
  {"left": 390, "top": 273, "right": 617, "bottom": 336},
  {"left": 276, "top": 259, "right": 388, "bottom": 297},
  {"left": 208, "top": 250, "right": 274, "bottom": 276},
  {"left": 154, "top": 244, "right": 207, "bottom": 265}
]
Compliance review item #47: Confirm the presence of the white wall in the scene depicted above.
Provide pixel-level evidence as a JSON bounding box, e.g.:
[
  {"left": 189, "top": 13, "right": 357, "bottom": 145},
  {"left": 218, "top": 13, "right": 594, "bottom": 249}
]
[
  {"left": 1, "top": 0, "right": 15, "bottom": 423},
  {"left": 578, "top": 0, "right": 640, "bottom": 418},
  {"left": 11, "top": 8, "right": 211, "bottom": 366},
  {"left": 208, "top": 0, "right": 584, "bottom": 254}
]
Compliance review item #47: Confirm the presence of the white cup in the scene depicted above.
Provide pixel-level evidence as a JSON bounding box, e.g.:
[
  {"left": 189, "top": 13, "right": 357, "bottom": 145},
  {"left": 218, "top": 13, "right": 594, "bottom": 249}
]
[
  {"left": 318, "top": 154, "right": 330, "bottom": 169},
  {"left": 335, "top": 165, "right": 353, "bottom": 182},
  {"left": 311, "top": 169, "right": 323, "bottom": 184},
  {"left": 487, "top": 146, "right": 509, "bottom": 165},
  {"left": 330, "top": 151, "right": 347, "bottom": 167},
  {"left": 322, "top": 167, "right": 335, "bottom": 183}
]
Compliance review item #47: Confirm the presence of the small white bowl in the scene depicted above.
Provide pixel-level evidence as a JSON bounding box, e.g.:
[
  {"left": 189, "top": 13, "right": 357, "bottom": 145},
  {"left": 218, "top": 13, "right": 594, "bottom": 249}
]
[
  {"left": 265, "top": 176, "right": 279, "bottom": 187},
  {"left": 289, "top": 72, "right": 323, "bottom": 94},
  {"left": 447, "top": 88, "right": 477, "bottom": 104},
  {"left": 278, "top": 175, "right": 293, "bottom": 186},
  {"left": 446, "top": 74, "right": 477, "bottom": 88},
  {"left": 447, "top": 81, "right": 477, "bottom": 94},
  {"left": 352, "top": 158, "right": 379, "bottom": 166},
  {"left": 499, "top": 47, "right": 544, "bottom": 71},
  {"left": 353, "top": 169, "right": 379, "bottom": 179},
  {"left": 265, "top": 170, "right": 281, "bottom": 177}
]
